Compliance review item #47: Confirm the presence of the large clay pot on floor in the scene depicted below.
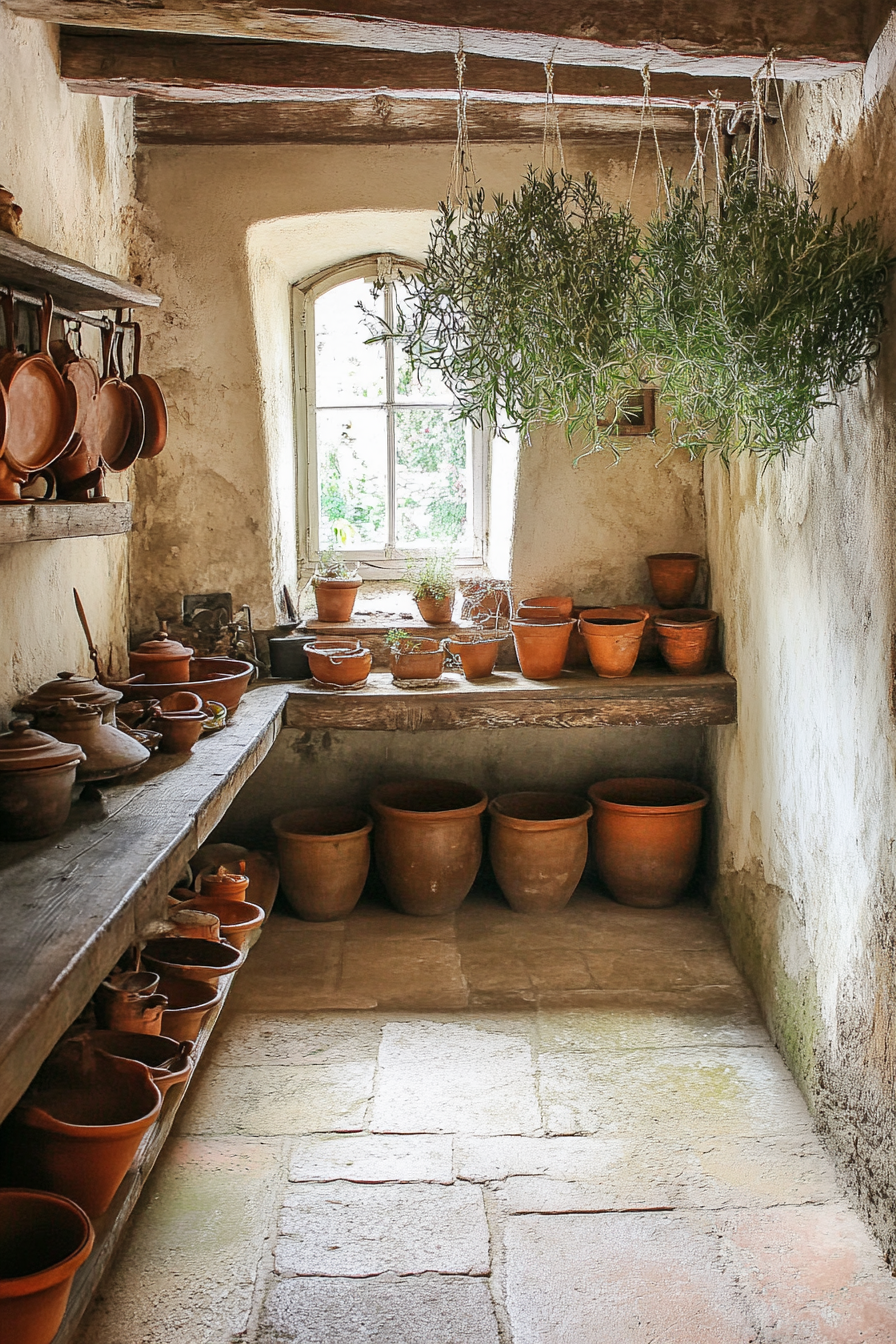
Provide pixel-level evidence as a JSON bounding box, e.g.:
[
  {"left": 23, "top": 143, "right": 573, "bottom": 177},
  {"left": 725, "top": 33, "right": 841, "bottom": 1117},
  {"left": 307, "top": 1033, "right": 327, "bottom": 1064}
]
[
  {"left": 273, "top": 807, "right": 372, "bottom": 921},
  {"left": 587, "top": 777, "right": 709, "bottom": 908},
  {"left": 646, "top": 553, "right": 702, "bottom": 608},
  {"left": 488, "top": 792, "right": 593, "bottom": 913},
  {"left": 370, "top": 779, "right": 487, "bottom": 916},
  {"left": 577, "top": 607, "right": 648, "bottom": 679},
  {"left": 510, "top": 619, "right": 574, "bottom": 680},
  {"left": 0, "top": 1189, "right": 95, "bottom": 1344}
]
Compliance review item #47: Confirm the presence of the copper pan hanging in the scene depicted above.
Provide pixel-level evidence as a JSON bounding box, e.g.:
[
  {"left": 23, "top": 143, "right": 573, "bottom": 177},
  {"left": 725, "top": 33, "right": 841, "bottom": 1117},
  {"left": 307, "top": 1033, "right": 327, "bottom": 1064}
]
[
  {"left": 97, "top": 324, "right": 144, "bottom": 472},
  {"left": 0, "top": 292, "right": 77, "bottom": 482},
  {"left": 49, "top": 322, "right": 105, "bottom": 501},
  {"left": 126, "top": 323, "right": 167, "bottom": 459}
]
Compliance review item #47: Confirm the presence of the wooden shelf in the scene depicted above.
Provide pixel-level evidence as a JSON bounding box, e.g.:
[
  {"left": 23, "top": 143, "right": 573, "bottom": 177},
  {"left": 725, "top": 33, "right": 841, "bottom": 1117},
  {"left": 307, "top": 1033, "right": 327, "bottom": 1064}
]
[
  {"left": 0, "top": 500, "right": 132, "bottom": 544},
  {"left": 284, "top": 667, "right": 737, "bottom": 731},
  {"left": 0, "top": 233, "right": 160, "bottom": 312},
  {"left": 0, "top": 684, "right": 287, "bottom": 1126}
]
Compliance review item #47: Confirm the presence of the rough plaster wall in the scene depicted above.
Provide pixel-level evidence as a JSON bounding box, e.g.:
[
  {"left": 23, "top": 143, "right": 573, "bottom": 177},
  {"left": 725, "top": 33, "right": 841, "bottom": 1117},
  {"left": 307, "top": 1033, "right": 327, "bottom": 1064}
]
[
  {"left": 706, "top": 27, "right": 896, "bottom": 1259},
  {"left": 0, "top": 11, "right": 135, "bottom": 717},
  {"left": 131, "top": 140, "right": 703, "bottom": 633}
]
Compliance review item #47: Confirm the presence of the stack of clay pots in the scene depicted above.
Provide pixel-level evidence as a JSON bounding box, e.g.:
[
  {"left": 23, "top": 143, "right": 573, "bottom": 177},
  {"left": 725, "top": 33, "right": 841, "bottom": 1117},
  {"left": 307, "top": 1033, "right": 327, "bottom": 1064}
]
[
  {"left": 510, "top": 595, "right": 575, "bottom": 680},
  {"left": 645, "top": 553, "right": 718, "bottom": 675}
]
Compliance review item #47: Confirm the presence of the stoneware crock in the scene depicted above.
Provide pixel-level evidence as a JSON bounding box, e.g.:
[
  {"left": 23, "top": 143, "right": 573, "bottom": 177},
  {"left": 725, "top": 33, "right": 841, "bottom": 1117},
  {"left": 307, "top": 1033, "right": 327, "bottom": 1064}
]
[
  {"left": 272, "top": 807, "right": 372, "bottom": 921},
  {"left": 0, "top": 720, "right": 84, "bottom": 841},
  {"left": 488, "top": 792, "right": 593, "bottom": 913},
  {"left": 370, "top": 779, "right": 488, "bottom": 916}
]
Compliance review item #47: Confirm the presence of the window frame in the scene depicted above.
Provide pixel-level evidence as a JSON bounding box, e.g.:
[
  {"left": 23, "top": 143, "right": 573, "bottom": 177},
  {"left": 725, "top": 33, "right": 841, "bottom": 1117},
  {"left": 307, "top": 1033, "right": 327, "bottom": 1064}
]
[{"left": 292, "top": 254, "right": 489, "bottom": 574}]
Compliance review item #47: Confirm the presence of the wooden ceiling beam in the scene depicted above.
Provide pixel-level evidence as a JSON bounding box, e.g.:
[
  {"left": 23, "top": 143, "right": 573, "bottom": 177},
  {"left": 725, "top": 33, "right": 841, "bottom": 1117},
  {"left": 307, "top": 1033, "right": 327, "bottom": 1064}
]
[
  {"left": 61, "top": 32, "right": 753, "bottom": 106},
  {"left": 7, "top": 0, "right": 872, "bottom": 80}
]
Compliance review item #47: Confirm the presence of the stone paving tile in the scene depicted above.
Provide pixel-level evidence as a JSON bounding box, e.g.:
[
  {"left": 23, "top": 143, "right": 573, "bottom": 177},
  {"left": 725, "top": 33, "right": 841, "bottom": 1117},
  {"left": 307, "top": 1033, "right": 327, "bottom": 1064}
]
[
  {"left": 276, "top": 1181, "right": 490, "bottom": 1276},
  {"left": 177, "top": 1063, "right": 375, "bottom": 1135},
  {"left": 536, "top": 1004, "right": 766, "bottom": 1053},
  {"left": 257, "top": 1273, "right": 501, "bottom": 1343},
  {"left": 583, "top": 947, "right": 746, "bottom": 991},
  {"left": 371, "top": 1019, "right": 541, "bottom": 1136},
  {"left": 535, "top": 983, "right": 762, "bottom": 1013},
  {"left": 539, "top": 1046, "right": 813, "bottom": 1138},
  {"left": 344, "top": 900, "right": 458, "bottom": 941},
  {"left": 74, "top": 1138, "right": 285, "bottom": 1344},
  {"left": 339, "top": 937, "right": 469, "bottom": 1009},
  {"left": 289, "top": 1133, "right": 454, "bottom": 1184},
  {"left": 495, "top": 1175, "right": 676, "bottom": 1213},
  {"left": 675, "top": 1135, "right": 842, "bottom": 1209},
  {"left": 456, "top": 1133, "right": 628, "bottom": 1183},
  {"left": 229, "top": 915, "right": 375, "bottom": 1011},
  {"left": 210, "top": 1012, "right": 384, "bottom": 1067}
]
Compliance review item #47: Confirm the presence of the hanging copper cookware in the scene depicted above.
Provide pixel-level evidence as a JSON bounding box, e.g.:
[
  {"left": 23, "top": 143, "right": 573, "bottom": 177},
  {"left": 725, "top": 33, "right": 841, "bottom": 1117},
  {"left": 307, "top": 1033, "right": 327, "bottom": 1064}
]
[
  {"left": 49, "top": 323, "right": 105, "bottom": 501},
  {"left": 0, "top": 376, "right": 16, "bottom": 502},
  {"left": 126, "top": 323, "right": 167, "bottom": 459},
  {"left": 0, "top": 293, "right": 76, "bottom": 495},
  {"left": 101, "top": 326, "right": 144, "bottom": 471}
]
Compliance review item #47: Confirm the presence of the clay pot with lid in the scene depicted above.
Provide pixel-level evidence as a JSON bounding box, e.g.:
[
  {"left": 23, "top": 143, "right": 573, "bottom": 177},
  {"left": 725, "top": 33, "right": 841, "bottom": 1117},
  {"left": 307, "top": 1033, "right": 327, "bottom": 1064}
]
[
  {"left": 16, "top": 670, "right": 122, "bottom": 725},
  {"left": 488, "top": 792, "right": 593, "bottom": 913},
  {"left": 129, "top": 624, "right": 194, "bottom": 683},
  {"left": 158, "top": 976, "right": 222, "bottom": 1043},
  {"left": 588, "top": 777, "right": 709, "bottom": 907},
  {"left": 646, "top": 554, "right": 703, "bottom": 608},
  {"left": 272, "top": 807, "right": 372, "bottom": 921},
  {"left": 389, "top": 638, "right": 446, "bottom": 686},
  {"left": 0, "top": 720, "right": 84, "bottom": 840},
  {"left": 654, "top": 608, "right": 719, "bottom": 675},
  {"left": 42, "top": 698, "right": 150, "bottom": 781},
  {"left": 441, "top": 631, "right": 509, "bottom": 681},
  {"left": 199, "top": 863, "right": 250, "bottom": 902},
  {"left": 414, "top": 592, "right": 454, "bottom": 624},
  {"left": 510, "top": 619, "right": 574, "bottom": 680},
  {"left": 370, "top": 779, "right": 487, "bottom": 916},
  {"left": 578, "top": 607, "right": 648, "bottom": 679},
  {"left": 313, "top": 577, "right": 362, "bottom": 622},
  {"left": 306, "top": 642, "right": 372, "bottom": 688},
  {"left": 0, "top": 1189, "right": 95, "bottom": 1344},
  {"left": 141, "top": 936, "right": 243, "bottom": 988}
]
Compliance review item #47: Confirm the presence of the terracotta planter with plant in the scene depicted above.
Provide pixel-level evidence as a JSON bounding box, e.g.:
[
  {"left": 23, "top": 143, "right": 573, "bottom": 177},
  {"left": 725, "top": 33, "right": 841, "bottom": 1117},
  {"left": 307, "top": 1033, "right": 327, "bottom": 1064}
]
[
  {"left": 406, "top": 553, "right": 455, "bottom": 624},
  {"left": 370, "top": 779, "right": 487, "bottom": 916},
  {"left": 646, "top": 554, "right": 702, "bottom": 608},
  {"left": 0, "top": 1190, "right": 95, "bottom": 1344},
  {"left": 386, "top": 631, "right": 446, "bottom": 685},
  {"left": 488, "top": 792, "right": 593, "bottom": 913},
  {"left": 577, "top": 607, "right": 648, "bottom": 678},
  {"left": 654, "top": 608, "right": 718, "bottom": 675},
  {"left": 312, "top": 548, "right": 362, "bottom": 622},
  {"left": 510, "top": 618, "right": 574, "bottom": 680},
  {"left": 588, "top": 776, "right": 709, "bottom": 907},
  {"left": 272, "top": 807, "right": 373, "bottom": 921}
]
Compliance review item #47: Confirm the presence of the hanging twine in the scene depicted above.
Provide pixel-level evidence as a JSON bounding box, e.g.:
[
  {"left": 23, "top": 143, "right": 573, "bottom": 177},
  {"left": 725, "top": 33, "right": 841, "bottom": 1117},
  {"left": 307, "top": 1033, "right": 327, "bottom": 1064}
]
[
  {"left": 708, "top": 92, "right": 725, "bottom": 208},
  {"left": 628, "top": 65, "right": 672, "bottom": 210},
  {"left": 448, "top": 39, "right": 476, "bottom": 209},
  {"left": 687, "top": 106, "right": 708, "bottom": 204},
  {"left": 541, "top": 57, "right": 566, "bottom": 175}
]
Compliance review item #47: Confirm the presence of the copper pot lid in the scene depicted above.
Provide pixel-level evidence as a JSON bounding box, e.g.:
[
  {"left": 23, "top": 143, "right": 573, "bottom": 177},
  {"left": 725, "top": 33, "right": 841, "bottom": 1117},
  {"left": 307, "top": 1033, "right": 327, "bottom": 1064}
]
[
  {"left": 17, "top": 670, "right": 122, "bottom": 711},
  {"left": 132, "top": 623, "right": 194, "bottom": 662},
  {"left": 0, "top": 719, "right": 86, "bottom": 771},
  {"left": 45, "top": 697, "right": 103, "bottom": 725}
]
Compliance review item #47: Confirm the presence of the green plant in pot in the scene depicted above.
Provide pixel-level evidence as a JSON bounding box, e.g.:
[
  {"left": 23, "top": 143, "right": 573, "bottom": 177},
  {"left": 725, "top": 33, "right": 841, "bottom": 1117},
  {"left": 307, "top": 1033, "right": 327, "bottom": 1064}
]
[
  {"left": 405, "top": 553, "right": 456, "bottom": 624},
  {"left": 312, "top": 544, "right": 362, "bottom": 623}
]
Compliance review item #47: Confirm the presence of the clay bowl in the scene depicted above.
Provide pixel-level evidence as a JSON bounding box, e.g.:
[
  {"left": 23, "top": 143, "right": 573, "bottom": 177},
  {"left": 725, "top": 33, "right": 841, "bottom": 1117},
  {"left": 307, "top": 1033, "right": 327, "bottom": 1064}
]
[
  {"left": 157, "top": 975, "right": 222, "bottom": 1043},
  {"left": 0, "top": 1189, "right": 95, "bottom": 1344},
  {"left": 158, "top": 690, "right": 203, "bottom": 715},
  {"left": 82, "top": 1030, "right": 194, "bottom": 1094},
  {"left": 177, "top": 897, "right": 265, "bottom": 951},
  {"left": 113, "top": 658, "right": 254, "bottom": 714},
  {"left": 305, "top": 643, "right": 372, "bottom": 688},
  {"left": 153, "top": 711, "right": 207, "bottom": 755},
  {"left": 142, "top": 937, "right": 243, "bottom": 988}
]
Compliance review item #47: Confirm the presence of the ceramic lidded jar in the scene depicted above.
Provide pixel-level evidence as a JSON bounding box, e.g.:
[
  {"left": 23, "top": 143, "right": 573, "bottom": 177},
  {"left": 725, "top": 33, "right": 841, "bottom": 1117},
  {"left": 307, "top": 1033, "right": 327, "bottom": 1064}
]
[
  {"left": 43, "top": 699, "right": 150, "bottom": 781},
  {"left": 129, "top": 624, "right": 194, "bottom": 684},
  {"left": 0, "top": 721, "right": 85, "bottom": 841},
  {"left": 16, "top": 670, "right": 122, "bottom": 725}
]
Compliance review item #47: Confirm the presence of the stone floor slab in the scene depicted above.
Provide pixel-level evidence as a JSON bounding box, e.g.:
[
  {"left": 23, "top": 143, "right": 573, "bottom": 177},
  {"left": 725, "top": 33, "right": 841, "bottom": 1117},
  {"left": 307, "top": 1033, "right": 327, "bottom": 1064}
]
[
  {"left": 674, "top": 1135, "right": 842, "bottom": 1209},
  {"left": 456, "top": 1134, "right": 630, "bottom": 1183},
  {"left": 257, "top": 1273, "right": 501, "bottom": 1343},
  {"left": 276, "top": 1181, "right": 490, "bottom": 1277},
  {"left": 371, "top": 1020, "right": 541, "bottom": 1135},
  {"left": 178, "top": 1063, "right": 375, "bottom": 1135},
  {"left": 339, "top": 938, "right": 469, "bottom": 1009},
  {"left": 536, "top": 1005, "right": 766, "bottom": 1053},
  {"left": 289, "top": 1133, "right": 454, "bottom": 1184},
  {"left": 212, "top": 1012, "right": 384, "bottom": 1067}
]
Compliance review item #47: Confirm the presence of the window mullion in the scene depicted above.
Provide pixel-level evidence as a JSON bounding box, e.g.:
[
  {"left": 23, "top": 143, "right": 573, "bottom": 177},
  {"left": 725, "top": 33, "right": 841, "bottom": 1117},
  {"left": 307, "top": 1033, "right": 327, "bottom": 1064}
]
[{"left": 384, "top": 279, "right": 396, "bottom": 556}]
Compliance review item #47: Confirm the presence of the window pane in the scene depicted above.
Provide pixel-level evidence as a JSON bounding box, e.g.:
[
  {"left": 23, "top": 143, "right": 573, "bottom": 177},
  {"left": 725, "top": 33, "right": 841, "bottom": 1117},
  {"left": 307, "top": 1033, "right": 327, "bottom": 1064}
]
[
  {"left": 393, "top": 281, "right": 456, "bottom": 404},
  {"left": 317, "top": 407, "right": 387, "bottom": 548},
  {"left": 395, "top": 408, "right": 473, "bottom": 551},
  {"left": 314, "top": 278, "right": 385, "bottom": 406}
]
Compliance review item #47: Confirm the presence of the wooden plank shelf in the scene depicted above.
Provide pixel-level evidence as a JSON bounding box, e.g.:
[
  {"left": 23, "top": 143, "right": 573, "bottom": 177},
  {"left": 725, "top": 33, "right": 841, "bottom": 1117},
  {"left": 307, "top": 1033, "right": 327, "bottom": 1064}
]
[
  {"left": 0, "top": 684, "right": 287, "bottom": 1126},
  {"left": 0, "top": 500, "right": 132, "bottom": 544},
  {"left": 284, "top": 667, "right": 737, "bottom": 731},
  {"left": 0, "top": 233, "right": 160, "bottom": 312}
]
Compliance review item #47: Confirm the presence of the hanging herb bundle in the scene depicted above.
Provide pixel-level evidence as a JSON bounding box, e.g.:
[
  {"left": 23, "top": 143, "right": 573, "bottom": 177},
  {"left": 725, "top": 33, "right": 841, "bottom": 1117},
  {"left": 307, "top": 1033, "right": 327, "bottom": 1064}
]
[{"left": 639, "top": 152, "right": 894, "bottom": 460}]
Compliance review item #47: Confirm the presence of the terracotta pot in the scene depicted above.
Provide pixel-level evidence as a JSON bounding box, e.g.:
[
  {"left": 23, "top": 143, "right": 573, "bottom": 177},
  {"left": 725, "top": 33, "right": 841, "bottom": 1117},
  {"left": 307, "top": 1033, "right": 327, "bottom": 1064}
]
[
  {"left": 415, "top": 593, "right": 454, "bottom": 624},
  {"left": 390, "top": 639, "right": 445, "bottom": 685},
  {"left": 370, "top": 779, "right": 487, "bottom": 916},
  {"left": 0, "top": 1189, "right": 95, "bottom": 1344},
  {"left": 272, "top": 807, "right": 372, "bottom": 921},
  {"left": 80, "top": 1031, "right": 193, "bottom": 1095},
  {"left": 515, "top": 605, "right": 561, "bottom": 624},
  {"left": 199, "top": 865, "right": 249, "bottom": 902},
  {"left": 94, "top": 971, "right": 165, "bottom": 1034},
  {"left": 646, "top": 553, "right": 702, "bottom": 608},
  {"left": 154, "top": 710, "right": 207, "bottom": 755},
  {"left": 442, "top": 634, "right": 508, "bottom": 681},
  {"left": 518, "top": 595, "right": 574, "bottom": 619},
  {"left": 192, "top": 848, "right": 279, "bottom": 916},
  {"left": 42, "top": 698, "right": 150, "bottom": 780},
  {"left": 488, "top": 792, "right": 593, "bottom": 913},
  {"left": 564, "top": 607, "right": 591, "bottom": 669},
  {"left": 158, "top": 690, "right": 203, "bottom": 714},
  {"left": 129, "top": 626, "right": 194, "bottom": 683},
  {"left": 142, "top": 936, "right": 242, "bottom": 988},
  {"left": 167, "top": 907, "right": 221, "bottom": 940},
  {"left": 313, "top": 577, "right": 362, "bottom": 622},
  {"left": 7, "top": 1054, "right": 162, "bottom": 1216},
  {"left": 112, "top": 657, "right": 254, "bottom": 715},
  {"left": 577, "top": 607, "right": 648, "bottom": 679},
  {"left": 0, "top": 720, "right": 84, "bottom": 841},
  {"left": 306, "top": 642, "right": 372, "bottom": 687},
  {"left": 510, "top": 619, "right": 574, "bottom": 680},
  {"left": 636, "top": 603, "right": 664, "bottom": 663},
  {"left": 588, "top": 776, "right": 709, "bottom": 908},
  {"left": 178, "top": 897, "right": 265, "bottom": 950},
  {"left": 158, "top": 975, "right": 222, "bottom": 1043},
  {"left": 654, "top": 608, "right": 719, "bottom": 675},
  {"left": 16, "top": 670, "right": 121, "bottom": 725}
]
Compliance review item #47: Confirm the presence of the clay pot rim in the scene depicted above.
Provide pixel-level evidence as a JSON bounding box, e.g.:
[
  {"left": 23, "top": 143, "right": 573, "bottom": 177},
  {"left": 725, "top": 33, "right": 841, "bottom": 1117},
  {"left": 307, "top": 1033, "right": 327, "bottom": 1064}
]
[
  {"left": 511, "top": 619, "right": 575, "bottom": 634},
  {"left": 79, "top": 1030, "right": 185, "bottom": 1065},
  {"left": 20, "top": 1064, "right": 163, "bottom": 1135},
  {"left": 489, "top": 792, "right": 593, "bottom": 828},
  {"left": 653, "top": 608, "right": 718, "bottom": 629},
  {"left": 156, "top": 974, "right": 222, "bottom": 1011},
  {"left": 179, "top": 897, "right": 265, "bottom": 932},
  {"left": 646, "top": 553, "right": 703, "bottom": 562},
  {"left": 588, "top": 776, "right": 709, "bottom": 814},
  {"left": 519, "top": 595, "right": 573, "bottom": 611},
  {"left": 578, "top": 608, "right": 648, "bottom": 634},
  {"left": 272, "top": 807, "right": 373, "bottom": 840},
  {"left": 390, "top": 638, "right": 441, "bottom": 655},
  {"left": 312, "top": 576, "right": 363, "bottom": 590},
  {"left": 443, "top": 632, "right": 510, "bottom": 648},
  {"left": 371, "top": 778, "right": 488, "bottom": 819},
  {"left": 142, "top": 937, "right": 243, "bottom": 970},
  {"left": 0, "top": 1189, "right": 95, "bottom": 1297}
]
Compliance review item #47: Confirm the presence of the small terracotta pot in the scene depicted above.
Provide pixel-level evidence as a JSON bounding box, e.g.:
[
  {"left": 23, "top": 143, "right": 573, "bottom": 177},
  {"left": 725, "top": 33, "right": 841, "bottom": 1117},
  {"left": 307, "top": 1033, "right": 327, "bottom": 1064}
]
[
  {"left": 167, "top": 907, "right": 221, "bottom": 940},
  {"left": 158, "top": 975, "right": 222, "bottom": 1042},
  {"left": 82, "top": 1031, "right": 193, "bottom": 1095},
  {"left": 154, "top": 710, "right": 207, "bottom": 755},
  {"left": 313, "top": 577, "right": 362, "bottom": 622},
  {"left": 488, "top": 792, "right": 593, "bottom": 914},
  {"left": 588, "top": 776, "right": 709, "bottom": 908},
  {"left": 7, "top": 1055, "right": 162, "bottom": 1216},
  {"left": 654, "top": 608, "right": 719, "bottom": 675},
  {"left": 510, "top": 619, "right": 574, "bottom": 680},
  {"left": 646, "top": 553, "right": 702, "bottom": 608},
  {"left": 415, "top": 593, "right": 454, "bottom": 624},
  {"left": 578, "top": 607, "right": 648, "bottom": 679},
  {"left": 306, "top": 642, "right": 372, "bottom": 687},
  {"left": 141, "top": 937, "right": 242, "bottom": 988},
  {"left": 564, "top": 607, "right": 591, "bottom": 669},
  {"left": 199, "top": 866, "right": 249, "bottom": 902},
  {"left": 158, "top": 690, "right": 203, "bottom": 714},
  {"left": 0, "top": 1189, "right": 95, "bottom": 1344},
  {"left": 390, "top": 639, "right": 445, "bottom": 684},
  {"left": 518, "top": 595, "right": 574, "bottom": 619},
  {"left": 442, "top": 634, "right": 508, "bottom": 681},
  {"left": 178, "top": 897, "right": 265, "bottom": 950},
  {"left": 272, "top": 807, "right": 372, "bottom": 921},
  {"left": 370, "top": 779, "right": 487, "bottom": 916}
]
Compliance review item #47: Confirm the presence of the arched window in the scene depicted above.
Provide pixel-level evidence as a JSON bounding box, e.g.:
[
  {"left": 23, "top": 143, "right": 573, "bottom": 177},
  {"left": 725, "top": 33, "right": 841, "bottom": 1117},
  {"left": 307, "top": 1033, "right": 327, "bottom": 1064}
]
[{"left": 293, "top": 255, "right": 488, "bottom": 568}]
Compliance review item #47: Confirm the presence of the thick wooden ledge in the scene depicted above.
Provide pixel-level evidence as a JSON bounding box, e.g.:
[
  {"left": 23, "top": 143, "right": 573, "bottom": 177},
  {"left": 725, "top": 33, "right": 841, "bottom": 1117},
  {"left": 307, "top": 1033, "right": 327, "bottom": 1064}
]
[
  {"left": 0, "top": 500, "right": 132, "bottom": 544},
  {"left": 284, "top": 667, "right": 737, "bottom": 731},
  {"left": 0, "top": 685, "right": 287, "bottom": 1125}
]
